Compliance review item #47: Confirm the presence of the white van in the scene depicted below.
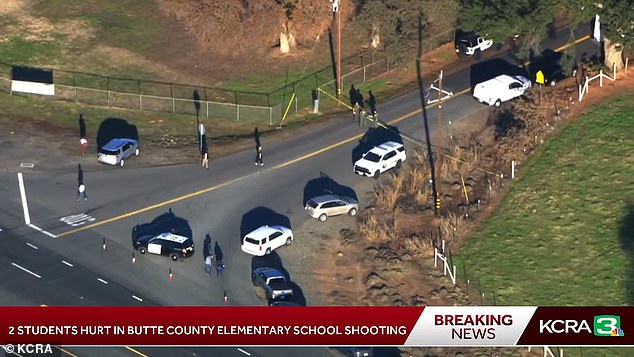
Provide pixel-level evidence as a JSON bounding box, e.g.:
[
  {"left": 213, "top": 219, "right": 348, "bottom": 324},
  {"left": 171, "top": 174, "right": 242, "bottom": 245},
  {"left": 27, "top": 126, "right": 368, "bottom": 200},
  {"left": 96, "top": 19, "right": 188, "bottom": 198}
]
[{"left": 473, "top": 74, "right": 531, "bottom": 107}]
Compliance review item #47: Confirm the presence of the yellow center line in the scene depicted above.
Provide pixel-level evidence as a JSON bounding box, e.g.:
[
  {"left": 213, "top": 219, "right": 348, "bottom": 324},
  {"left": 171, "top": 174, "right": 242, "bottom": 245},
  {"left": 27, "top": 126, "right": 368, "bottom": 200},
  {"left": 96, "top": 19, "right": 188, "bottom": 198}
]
[
  {"left": 55, "top": 36, "right": 590, "bottom": 238},
  {"left": 58, "top": 347, "right": 80, "bottom": 357},
  {"left": 125, "top": 346, "right": 150, "bottom": 357}
]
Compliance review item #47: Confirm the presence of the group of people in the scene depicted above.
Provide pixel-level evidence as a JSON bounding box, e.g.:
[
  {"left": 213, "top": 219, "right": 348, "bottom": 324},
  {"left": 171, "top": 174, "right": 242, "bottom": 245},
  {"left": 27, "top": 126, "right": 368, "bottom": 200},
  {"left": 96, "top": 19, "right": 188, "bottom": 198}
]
[
  {"left": 201, "top": 128, "right": 264, "bottom": 169},
  {"left": 203, "top": 235, "right": 226, "bottom": 277},
  {"left": 348, "top": 84, "right": 378, "bottom": 123}
]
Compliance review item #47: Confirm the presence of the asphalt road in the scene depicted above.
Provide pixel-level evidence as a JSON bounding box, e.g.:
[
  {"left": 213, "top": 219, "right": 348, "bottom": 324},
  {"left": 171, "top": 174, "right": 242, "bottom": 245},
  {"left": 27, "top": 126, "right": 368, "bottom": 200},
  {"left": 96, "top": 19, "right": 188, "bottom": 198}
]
[{"left": 0, "top": 23, "right": 599, "bottom": 357}]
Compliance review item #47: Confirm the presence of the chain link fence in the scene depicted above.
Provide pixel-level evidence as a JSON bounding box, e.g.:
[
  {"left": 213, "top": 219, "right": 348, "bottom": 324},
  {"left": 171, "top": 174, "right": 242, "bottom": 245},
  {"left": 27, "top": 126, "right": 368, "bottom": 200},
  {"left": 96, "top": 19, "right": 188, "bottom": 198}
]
[{"left": 0, "top": 29, "right": 456, "bottom": 125}]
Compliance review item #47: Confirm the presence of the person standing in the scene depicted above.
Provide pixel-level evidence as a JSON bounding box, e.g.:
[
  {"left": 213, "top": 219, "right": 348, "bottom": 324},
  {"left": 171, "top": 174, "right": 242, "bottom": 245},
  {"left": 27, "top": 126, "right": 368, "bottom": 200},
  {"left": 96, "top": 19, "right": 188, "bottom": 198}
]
[
  {"left": 77, "top": 182, "right": 87, "bottom": 200},
  {"left": 80, "top": 137, "right": 88, "bottom": 156},
  {"left": 201, "top": 151, "right": 209, "bottom": 169},
  {"left": 216, "top": 260, "right": 225, "bottom": 277},
  {"left": 368, "top": 90, "right": 377, "bottom": 117},
  {"left": 204, "top": 255, "right": 212, "bottom": 275},
  {"left": 255, "top": 144, "right": 263, "bottom": 166},
  {"left": 348, "top": 84, "right": 357, "bottom": 121}
]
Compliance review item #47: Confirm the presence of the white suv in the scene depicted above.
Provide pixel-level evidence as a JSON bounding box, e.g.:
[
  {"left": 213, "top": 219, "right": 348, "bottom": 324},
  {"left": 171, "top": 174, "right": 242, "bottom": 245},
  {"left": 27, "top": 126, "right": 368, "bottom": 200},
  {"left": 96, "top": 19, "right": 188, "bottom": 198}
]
[
  {"left": 241, "top": 225, "right": 293, "bottom": 256},
  {"left": 354, "top": 141, "right": 406, "bottom": 179}
]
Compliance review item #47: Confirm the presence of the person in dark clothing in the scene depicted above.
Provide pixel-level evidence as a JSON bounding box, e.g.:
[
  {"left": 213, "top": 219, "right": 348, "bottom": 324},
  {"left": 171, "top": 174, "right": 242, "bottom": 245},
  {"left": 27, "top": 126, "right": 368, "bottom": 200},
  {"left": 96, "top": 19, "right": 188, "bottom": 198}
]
[
  {"left": 356, "top": 89, "right": 365, "bottom": 109},
  {"left": 255, "top": 144, "right": 263, "bottom": 166},
  {"left": 368, "top": 90, "right": 377, "bottom": 117},
  {"left": 215, "top": 260, "right": 225, "bottom": 277},
  {"left": 214, "top": 241, "right": 223, "bottom": 263},
  {"left": 349, "top": 84, "right": 357, "bottom": 120}
]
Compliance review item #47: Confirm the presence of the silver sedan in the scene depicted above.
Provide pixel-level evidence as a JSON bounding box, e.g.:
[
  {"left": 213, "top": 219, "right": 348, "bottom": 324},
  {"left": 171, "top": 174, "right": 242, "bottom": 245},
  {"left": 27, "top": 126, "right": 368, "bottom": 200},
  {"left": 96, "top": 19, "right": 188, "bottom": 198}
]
[{"left": 305, "top": 194, "right": 358, "bottom": 222}]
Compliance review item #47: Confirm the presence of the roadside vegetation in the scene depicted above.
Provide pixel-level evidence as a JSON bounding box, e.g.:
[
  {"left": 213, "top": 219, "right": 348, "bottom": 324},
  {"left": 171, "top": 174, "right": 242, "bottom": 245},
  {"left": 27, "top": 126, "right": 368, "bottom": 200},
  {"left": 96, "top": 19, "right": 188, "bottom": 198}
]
[{"left": 454, "top": 93, "right": 634, "bottom": 306}]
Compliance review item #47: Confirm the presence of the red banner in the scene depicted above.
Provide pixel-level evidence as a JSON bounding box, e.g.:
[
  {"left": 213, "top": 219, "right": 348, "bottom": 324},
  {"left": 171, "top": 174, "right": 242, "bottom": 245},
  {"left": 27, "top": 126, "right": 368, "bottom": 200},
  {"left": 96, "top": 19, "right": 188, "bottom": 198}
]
[
  {"left": 0, "top": 306, "right": 422, "bottom": 345},
  {"left": 1, "top": 306, "right": 632, "bottom": 347}
]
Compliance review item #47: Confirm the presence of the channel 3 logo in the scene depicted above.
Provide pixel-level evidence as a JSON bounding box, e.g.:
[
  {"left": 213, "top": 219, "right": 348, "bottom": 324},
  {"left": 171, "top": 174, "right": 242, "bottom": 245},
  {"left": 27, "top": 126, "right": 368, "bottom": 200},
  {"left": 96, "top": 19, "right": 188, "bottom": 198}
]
[{"left": 594, "top": 315, "right": 625, "bottom": 337}]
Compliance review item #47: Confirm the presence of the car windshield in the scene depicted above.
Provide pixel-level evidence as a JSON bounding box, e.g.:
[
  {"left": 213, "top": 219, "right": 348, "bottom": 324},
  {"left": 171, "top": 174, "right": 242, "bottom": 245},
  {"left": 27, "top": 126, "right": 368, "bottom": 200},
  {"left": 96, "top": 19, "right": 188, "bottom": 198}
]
[
  {"left": 244, "top": 237, "right": 261, "bottom": 245},
  {"left": 99, "top": 149, "right": 119, "bottom": 155},
  {"left": 363, "top": 152, "right": 381, "bottom": 162},
  {"left": 306, "top": 200, "right": 318, "bottom": 208}
]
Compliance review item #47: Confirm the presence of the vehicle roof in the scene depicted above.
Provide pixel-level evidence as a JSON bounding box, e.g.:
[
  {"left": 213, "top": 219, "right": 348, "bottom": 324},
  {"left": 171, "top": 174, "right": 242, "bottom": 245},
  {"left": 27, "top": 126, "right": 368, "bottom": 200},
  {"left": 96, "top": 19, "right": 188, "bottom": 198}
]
[
  {"left": 153, "top": 232, "right": 190, "bottom": 244},
  {"left": 102, "top": 138, "right": 137, "bottom": 150},
  {"left": 308, "top": 194, "right": 355, "bottom": 204},
  {"left": 246, "top": 225, "right": 288, "bottom": 238},
  {"left": 368, "top": 141, "right": 403, "bottom": 155},
  {"left": 254, "top": 267, "right": 286, "bottom": 280}
]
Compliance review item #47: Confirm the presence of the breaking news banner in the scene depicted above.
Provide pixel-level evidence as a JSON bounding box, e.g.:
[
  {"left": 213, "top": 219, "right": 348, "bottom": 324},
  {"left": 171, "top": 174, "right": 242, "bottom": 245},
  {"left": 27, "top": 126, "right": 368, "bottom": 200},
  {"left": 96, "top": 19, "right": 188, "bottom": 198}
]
[{"left": 0, "top": 306, "right": 631, "bottom": 347}]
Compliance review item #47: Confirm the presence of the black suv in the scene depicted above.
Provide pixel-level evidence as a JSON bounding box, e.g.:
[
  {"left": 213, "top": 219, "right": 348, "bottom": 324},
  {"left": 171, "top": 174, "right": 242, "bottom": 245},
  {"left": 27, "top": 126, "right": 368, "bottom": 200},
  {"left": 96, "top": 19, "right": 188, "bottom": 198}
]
[{"left": 133, "top": 232, "right": 195, "bottom": 261}]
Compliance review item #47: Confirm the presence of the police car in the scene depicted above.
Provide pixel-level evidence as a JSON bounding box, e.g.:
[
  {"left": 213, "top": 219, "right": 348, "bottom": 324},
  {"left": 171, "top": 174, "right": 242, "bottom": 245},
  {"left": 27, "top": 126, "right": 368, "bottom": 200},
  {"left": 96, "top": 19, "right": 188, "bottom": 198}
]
[{"left": 133, "top": 232, "right": 195, "bottom": 261}]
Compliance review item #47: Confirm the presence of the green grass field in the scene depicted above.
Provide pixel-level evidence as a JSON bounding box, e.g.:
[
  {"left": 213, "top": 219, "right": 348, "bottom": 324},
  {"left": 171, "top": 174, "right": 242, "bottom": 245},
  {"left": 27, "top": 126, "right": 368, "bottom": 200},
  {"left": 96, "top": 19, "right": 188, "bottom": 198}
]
[
  {"left": 454, "top": 92, "right": 634, "bottom": 354},
  {"left": 456, "top": 92, "right": 634, "bottom": 305}
]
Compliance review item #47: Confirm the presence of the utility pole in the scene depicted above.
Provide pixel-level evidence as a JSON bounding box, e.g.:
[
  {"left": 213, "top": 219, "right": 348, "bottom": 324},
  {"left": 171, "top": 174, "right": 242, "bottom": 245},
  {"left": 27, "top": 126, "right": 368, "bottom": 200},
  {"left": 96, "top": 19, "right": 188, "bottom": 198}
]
[
  {"left": 435, "top": 70, "right": 443, "bottom": 216},
  {"left": 336, "top": 0, "right": 341, "bottom": 100}
]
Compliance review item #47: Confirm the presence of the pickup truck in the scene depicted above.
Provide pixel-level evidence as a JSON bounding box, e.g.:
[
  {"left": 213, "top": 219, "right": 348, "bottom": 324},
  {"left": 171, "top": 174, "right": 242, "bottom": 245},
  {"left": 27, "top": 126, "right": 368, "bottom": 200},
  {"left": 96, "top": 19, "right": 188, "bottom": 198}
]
[
  {"left": 252, "top": 267, "right": 294, "bottom": 300},
  {"left": 455, "top": 32, "right": 493, "bottom": 56}
]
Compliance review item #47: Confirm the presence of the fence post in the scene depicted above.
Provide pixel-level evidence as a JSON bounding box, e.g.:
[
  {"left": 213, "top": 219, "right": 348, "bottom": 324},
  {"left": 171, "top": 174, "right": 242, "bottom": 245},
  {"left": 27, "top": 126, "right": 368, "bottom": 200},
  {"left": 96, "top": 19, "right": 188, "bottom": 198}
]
[
  {"left": 170, "top": 84, "right": 175, "bottom": 113},
  {"left": 269, "top": 106, "right": 272, "bottom": 126},
  {"left": 600, "top": 69, "right": 603, "bottom": 87},
  {"left": 107, "top": 77, "right": 110, "bottom": 106},
  {"left": 236, "top": 104, "right": 239, "bottom": 121},
  {"left": 363, "top": 66, "right": 366, "bottom": 82}
]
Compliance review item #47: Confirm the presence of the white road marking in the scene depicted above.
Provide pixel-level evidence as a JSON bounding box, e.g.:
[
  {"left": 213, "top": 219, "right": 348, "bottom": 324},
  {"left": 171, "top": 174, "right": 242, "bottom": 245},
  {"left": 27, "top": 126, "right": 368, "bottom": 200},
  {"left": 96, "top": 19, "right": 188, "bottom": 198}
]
[
  {"left": 26, "top": 242, "right": 38, "bottom": 250},
  {"left": 27, "top": 223, "right": 57, "bottom": 238},
  {"left": 132, "top": 295, "right": 143, "bottom": 302},
  {"left": 97, "top": 278, "right": 108, "bottom": 285},
  {"left": 60, "top": 213, "right": 96, "bottom": 227},
  {"left": 237, "top": 348, "right": 251, "bottom": 356},
  {"left": 17, "top": 172, "right": 31, "bottom": 225},
  {"left": 11, "top": 262, "right": 41, "bottom": 279},
  {"left": 19, "top": 162, "right": 35, "bottom": 168},
  {"left": 61, "top": 260, "right": 74, "bottom": 267}
]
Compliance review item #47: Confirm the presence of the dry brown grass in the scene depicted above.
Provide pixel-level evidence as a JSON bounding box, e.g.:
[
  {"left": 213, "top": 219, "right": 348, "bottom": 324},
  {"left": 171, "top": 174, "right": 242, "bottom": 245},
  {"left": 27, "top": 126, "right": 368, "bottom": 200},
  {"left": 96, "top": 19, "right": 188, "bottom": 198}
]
[
  {"left": 438, "top": 212, "right": 468, "bottom": 244},
  {"left": 359, "top": 210, "right": 395, "bottom": 243},
  {"left": 402, "top": 235, "right": 434, "bottom": 257},
  {"left": 375, "top": 173, "right": 403, "bottom": 210}
]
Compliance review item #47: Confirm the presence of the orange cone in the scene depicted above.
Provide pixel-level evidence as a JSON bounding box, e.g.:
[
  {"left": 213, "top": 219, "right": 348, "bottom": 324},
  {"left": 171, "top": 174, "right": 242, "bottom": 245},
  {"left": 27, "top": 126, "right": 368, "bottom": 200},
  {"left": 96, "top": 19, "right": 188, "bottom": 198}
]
[
  {"left": 168, "top": 268, "right": 173, "bottom": 281},
  {"left": 132, "top": 253, "right": 136, "bottom": 264},
  {"left": 102, "top": 238, "right": 107, "bottom": 251}
]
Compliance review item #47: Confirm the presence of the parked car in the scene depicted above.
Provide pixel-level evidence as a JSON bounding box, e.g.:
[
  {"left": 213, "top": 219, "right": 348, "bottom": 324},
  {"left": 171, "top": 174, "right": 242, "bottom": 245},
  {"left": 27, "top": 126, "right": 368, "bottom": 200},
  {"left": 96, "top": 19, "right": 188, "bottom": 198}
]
[
  {"left": 133, "top": 232, "right": 195, "bottom": 261},
  {"left": 241, "top": 225, "right": 293, "bottom": 256},
  {"left": 337, "top": 347, "right": 374, "bottom": 357},
  {"left": 305, "top": 194, "right": 358, "bottom": 222},
  {"left": 472, "top": 74, "right": 531, "bottom": 107},
  {"left": 455, "top": 31, "right": 493, "bottom": 57},
  {"left": 97, "top": 138, "right": 139, "bottom": 167},
  {"left": 354, "top": 141, "right": 406, "bottom": 179},
  {"left": 252, "top": 267, "right": 294, "bottom": 301}
]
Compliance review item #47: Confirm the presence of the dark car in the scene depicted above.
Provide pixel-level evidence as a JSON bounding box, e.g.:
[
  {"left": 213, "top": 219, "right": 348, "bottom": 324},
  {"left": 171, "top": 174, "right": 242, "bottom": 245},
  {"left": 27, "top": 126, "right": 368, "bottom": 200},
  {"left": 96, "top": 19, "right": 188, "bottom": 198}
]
[{"left": 133, "top": 232, "right": 194, "bottom": 261}]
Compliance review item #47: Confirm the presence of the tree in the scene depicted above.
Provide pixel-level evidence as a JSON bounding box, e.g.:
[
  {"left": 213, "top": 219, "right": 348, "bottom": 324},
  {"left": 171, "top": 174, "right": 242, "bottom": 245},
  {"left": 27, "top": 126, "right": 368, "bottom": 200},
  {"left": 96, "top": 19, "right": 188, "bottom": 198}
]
[
  {"left": 458, "top": 0, "right": 633, "bottom": 68},
  {"left": 354, "top": 0, "right": 457, "bottom": 65}
]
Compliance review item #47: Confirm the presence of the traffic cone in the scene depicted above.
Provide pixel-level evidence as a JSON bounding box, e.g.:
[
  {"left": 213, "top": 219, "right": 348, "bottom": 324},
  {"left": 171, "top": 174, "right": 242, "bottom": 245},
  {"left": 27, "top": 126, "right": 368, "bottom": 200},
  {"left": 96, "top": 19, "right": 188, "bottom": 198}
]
[
  {"left": 168, "top": 268, "right": 173, "bottom": 281},
  {"left": 224, "top": 290, "right": 228, "bottom": 304},
  {"left": 102, "top": 238, "right": 107, "bottom": 251},
  {"left": 132, "top": 252, "right": 136, "bottom": 264}
]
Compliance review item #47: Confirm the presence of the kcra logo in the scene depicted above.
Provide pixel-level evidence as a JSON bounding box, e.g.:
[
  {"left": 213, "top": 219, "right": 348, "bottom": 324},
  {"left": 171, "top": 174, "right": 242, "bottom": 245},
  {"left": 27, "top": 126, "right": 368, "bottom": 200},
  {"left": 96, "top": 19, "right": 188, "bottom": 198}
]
[{"left": 539, "top": 315, "right": 624, "bottom": 336}]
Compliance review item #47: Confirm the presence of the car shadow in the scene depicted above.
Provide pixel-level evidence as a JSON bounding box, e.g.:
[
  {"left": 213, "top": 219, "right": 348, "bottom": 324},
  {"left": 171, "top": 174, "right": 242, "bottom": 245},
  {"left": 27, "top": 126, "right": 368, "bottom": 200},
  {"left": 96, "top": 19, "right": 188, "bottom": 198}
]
[
  {"left": 96, "top": 117, "right": 139, "bottom": 152},
  {"left": 131, "top": 208, "right": 193, "bottom": 248},
  {"left": 239, "top": 206, "right": 292, "bottom": 243},
  {"left": 303, "top": 172, "right": 357, "bottom": 205},
  {"left": 526, "top": 49, "right": 576, "bottom": 86},
  {"left": 351, "top": 126, "right": 403, "bottom": 165},
  {"left": 469, "top": 58, "right": 528, "bottom": 91}
]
